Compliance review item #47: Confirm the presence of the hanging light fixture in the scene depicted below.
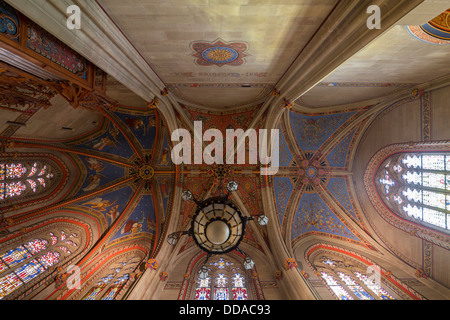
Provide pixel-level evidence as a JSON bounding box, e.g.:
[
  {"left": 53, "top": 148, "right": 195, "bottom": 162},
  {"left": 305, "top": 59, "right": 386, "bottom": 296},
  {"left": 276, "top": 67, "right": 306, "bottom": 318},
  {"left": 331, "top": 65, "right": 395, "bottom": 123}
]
[{"left": 167, "top": 179, "right": 269, "bottom": 272}]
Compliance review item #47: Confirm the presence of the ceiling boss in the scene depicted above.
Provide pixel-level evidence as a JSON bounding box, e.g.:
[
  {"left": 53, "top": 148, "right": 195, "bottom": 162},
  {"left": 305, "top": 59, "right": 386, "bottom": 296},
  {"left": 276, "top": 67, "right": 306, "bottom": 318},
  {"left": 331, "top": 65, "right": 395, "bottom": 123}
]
[{"left": 138, "top": 165, "right": 154, "bottom": 180}]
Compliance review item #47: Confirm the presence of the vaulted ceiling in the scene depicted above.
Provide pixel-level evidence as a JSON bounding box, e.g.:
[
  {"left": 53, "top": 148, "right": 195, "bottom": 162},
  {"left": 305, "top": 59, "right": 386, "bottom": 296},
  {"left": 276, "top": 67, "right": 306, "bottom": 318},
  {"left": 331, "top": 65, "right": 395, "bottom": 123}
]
[{"left": 1, "top": 0, "right": 450, "bottom": 300}]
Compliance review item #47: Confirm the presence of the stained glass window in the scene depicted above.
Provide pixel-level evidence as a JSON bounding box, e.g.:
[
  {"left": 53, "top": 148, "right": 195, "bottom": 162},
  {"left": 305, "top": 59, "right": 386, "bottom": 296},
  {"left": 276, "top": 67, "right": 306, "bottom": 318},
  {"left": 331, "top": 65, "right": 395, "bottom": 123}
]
[
  {"left": 101, "top": 274, "right": 129, "bottom": 300},
  {"left": 0, "top": 246, "right": 31, "bottom": 271},
  {"left": 15, "top": 260, "right": 46, "bottom": 283},
  {"left": 214, "top": 287, "right": 229, "bottom": 300},
  {"left": 37, "top": 251, "right": 60, "bottom": 268},
  {"left": 215, "top": 273, "right": 228, "bottom": 287},
  {"left": 0, "top": 273, "right": 22, "bottom": 298},
  {"left": 0, "top": 161, "right": 54, "bottom": 203},
  {"left": 0, "top": 164, "right": 5, "bottom": 180},
  {"left": 321, "top": 272, "right": 353, "bottom": 300},
  {"left": 5, "top": 181, "right": 27, "bottom": 198},
  {"left": 195, "top": 287, "right": 211, "bottom": 300},
  {"left": 211, "top": 258, "right": 232, "bottom": 269},
  {"left": 376, "top": 153, "right": 450, "bottom": 231},
  {"left": 27, "top": 163, "right": 37, "bottom": 177},
  {"left": 101, "top": 286, "right": 121, "bottom": 300},
  {"left": 336, "top": 272, "right": 374, "bottom": 300},
  {"left": 0, "top": 231, "right": 77, "bottom": 300},
  {"left": 83, "top": 285, "right": 105, "bottom": 300},
  {"left": 354, "top": 272, "right": 394, "bottom": 300},
  {"left": 232, "top": 287, "right": 248, "bottom": 300},
  {"left": 232, "top": 273, "right": 246, "bottom": 288},
  {"left": 195, "top": 276, "right": 211, "bottom": 301},
  {"left": 6, "top": 164, "right": 27, "bottom": 179},
  {"left": 214, "top": 273, "right": 229, "bottom": 300},
  {"left": 316, "top": 255, "right": 397, "bottom": 300},
  {"left": 82, "top": 257, "right": 140, "bottom": 301},
  {"left": 193, "top": 257, "right": 251, "bottom": 300},
  {"left": 0, "top": 183, "right": 4, "bottom": 200},
  {"left": 50, "top": 233, "right": 58, "bottom": 245},
  {"left": 24, "top": 239, "right": 48, "bottom": 255},
  {"left": 232, "top": 273, "right": 248, "bottom": 300}
]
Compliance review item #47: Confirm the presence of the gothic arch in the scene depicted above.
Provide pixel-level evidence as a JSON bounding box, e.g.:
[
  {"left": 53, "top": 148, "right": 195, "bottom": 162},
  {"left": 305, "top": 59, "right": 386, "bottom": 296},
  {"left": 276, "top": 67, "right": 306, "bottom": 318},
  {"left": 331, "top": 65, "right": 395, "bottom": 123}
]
[
  {"left": 61, "top": 244, "right": 148, "bottom": 300},
  {"left": 364, "top": 141, "right": 450, "bottom": 250},
  {"left": 178, "top": 251, "right": 265, "bottom": 301},
  {"left": 0, "top": 217, "right": 91, "bottom": 300},
  {"left": 305, "top": 243, "right": 425, "bottom": 300}
]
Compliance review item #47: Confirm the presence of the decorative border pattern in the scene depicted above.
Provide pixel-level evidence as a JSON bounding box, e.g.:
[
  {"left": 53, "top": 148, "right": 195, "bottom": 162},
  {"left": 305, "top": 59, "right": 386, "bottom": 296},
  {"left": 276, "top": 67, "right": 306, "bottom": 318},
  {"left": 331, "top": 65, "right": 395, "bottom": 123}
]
[
  {"left": 407, "top": 25, "right": 450, "bottom": 45},
  {"left": 420, "top": 92, "right": 432, "bottom": 141},
  {"left": 422, "top": 240, "right": 433, "bottom": 278},
  {"left": 26, "top": 21, "right": 88, "bottom": 79}
]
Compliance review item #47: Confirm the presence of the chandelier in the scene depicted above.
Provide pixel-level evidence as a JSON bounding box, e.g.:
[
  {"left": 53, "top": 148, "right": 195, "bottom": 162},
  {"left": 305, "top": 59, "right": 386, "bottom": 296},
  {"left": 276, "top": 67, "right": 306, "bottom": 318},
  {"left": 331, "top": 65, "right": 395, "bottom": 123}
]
[{"left": 167, "top": 180, "right": 269, "bottom": 278}]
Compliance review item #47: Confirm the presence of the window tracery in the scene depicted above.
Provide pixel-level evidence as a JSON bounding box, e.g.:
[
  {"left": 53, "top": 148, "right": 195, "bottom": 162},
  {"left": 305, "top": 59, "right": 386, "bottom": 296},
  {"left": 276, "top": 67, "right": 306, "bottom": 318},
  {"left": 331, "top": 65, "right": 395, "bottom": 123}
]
[
  {"left": 0, "top": 229, "right": 80, "bottom": 300},
  {"left": 376, "top": 153, "right": 450, "bottom": 231},
  {"left": 193, "top": 257, "right": 250, "bottom": 301},
  {"left": 0, "top": 160, "right": 56, "bottom": 203},
  {"left": 81, "top": 256, "right": 141, "bottom": 300},
  {"left": 313, "top": 254, "right": 397, "bottom": 300}
]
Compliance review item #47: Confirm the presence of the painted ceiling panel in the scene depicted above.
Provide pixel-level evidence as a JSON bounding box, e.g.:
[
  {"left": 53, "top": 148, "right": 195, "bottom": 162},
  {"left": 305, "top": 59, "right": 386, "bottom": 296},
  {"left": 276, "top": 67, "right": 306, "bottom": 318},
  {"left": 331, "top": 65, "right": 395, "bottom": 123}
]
[
  {"left": 111, "top": 194, "right": 156, "bottom": 242},
  {"left": 273, "top": 176, "right": 293, "bottom": 226},
  {"left": 77, "top": 185, "right": 134, "bottom": 228},
  {"left": 326, "top": 129, "right": 356, "bottom": 168},
  {"left": 301, "top": 23, "right": 450, "bottom": 107},
  {"left": 75, "top": 155, "right": 124, "bottom": 196},
  {"left": 156, "top": 176, "right": 172, "bottom": 220},
  {"left": 72, "top": 121, "right": 135, "bottom": 159},
  {"left": 98, "top": 0, "right": 339, "bottom": 107},
  {"left": 157, "top": 129, "right": 172, "bottom": 167},
  {"left": 292, "top": 193, "right": 360, "bottom": 243},
  {"left": 289, "top": 111, "right": 357, "bottom": 152},
  {"left": 278, "top": 126, "right": 293, "bottom": 167},
  {"left": 114, "top": 111, "right": 157, "bottom": 150},
  {"left": 326, "top": 177, "right": 358, "bottom": 221}
]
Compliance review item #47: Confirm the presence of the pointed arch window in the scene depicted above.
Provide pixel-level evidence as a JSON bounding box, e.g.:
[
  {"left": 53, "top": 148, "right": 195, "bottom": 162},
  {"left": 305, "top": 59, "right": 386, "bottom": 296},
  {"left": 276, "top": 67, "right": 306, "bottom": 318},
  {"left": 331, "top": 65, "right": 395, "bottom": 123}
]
[
  {"left": 81, "top": 256, "right": 141, "bottom": 300},
  {"left": 101, "top": 274, "right": 130, "bottom": 300},
  {"left": 320, "top": 271, "right": 354, "bottom": 300},
  {"left": 193, "top": 257, "right": 250, "bottom": 301},
  {"left": 315, "top": 255, "right": 396, "bottom": 300},
  {"left": 376, "top": 153, "right": 450, "bottom": 231},
  {"left": 0, "top": 230, "right": 79, "bottom": 300},
  {"left": 0, "top": 160, "right": 56, "bottom": 202}
]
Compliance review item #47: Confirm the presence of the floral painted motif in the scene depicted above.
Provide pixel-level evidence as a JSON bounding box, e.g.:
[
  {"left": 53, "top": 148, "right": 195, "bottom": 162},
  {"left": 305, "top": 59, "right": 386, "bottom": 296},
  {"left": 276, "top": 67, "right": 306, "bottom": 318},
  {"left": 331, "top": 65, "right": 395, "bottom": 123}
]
[
  {"left": 191, "top": 39, "right": 249, "bottom": 67},
  {"left": 26, "top": 22, "right": 88, "bottom": 79}
]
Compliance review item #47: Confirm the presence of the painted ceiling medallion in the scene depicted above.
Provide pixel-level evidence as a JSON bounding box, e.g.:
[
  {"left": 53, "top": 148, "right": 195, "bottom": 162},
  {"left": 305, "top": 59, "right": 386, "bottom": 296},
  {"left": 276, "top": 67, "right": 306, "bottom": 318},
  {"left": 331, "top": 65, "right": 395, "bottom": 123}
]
[
  {"left": 422, "top": 8, "right": 450, "bottom": 40},
  {"left": 191, "top": 39, "right": 249, "bottom": 67},
  {"left": 407, "top": 9, "right": 450, "bottom": 45},
  {"left": 139, "top": 165, "right": 154, "bottom": 180},
  {"left": 128, "top": 155, "right": 156, "bottom": 190},
  {"left": 293, "top": 152, "right": 330, "bottom": 193}
]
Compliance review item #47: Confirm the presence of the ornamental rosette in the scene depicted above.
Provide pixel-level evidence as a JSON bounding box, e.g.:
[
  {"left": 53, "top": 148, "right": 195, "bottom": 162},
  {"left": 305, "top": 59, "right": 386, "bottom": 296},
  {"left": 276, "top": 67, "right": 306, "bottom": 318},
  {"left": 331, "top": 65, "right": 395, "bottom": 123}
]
[
  {"left": 284, "top": 258, "right": 298, "bottom": 270},
  {"left": 159, "top": 271, "right": 168, "bottom": 281},
  {"left": 190, "top": 38, "right": 249, "bottom": 67},
  {"left": 146, "top": 258, "right": 159, "bottom": 271}
]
